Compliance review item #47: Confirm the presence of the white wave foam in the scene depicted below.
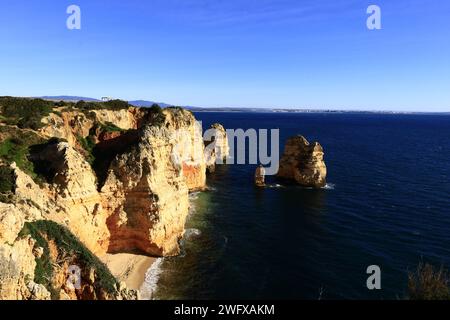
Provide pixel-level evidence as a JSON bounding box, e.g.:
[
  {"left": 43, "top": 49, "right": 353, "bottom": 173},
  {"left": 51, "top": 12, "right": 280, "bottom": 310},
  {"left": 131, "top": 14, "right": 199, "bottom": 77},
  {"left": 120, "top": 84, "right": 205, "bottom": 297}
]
[
  {"left": 139, "top": 258, "right": 164, "bottom": 300},
  {"left": 323, "top": 183, "right": 335, "bottom": 190},
  {"left": 185, "top": 228, "right": 201, "bottom": 238},
  {"left": 189, "top": 192, "right": 200, "bottom": 200},
  {"left": 267, "top": 183, "right": 283, "bottom": 188}
]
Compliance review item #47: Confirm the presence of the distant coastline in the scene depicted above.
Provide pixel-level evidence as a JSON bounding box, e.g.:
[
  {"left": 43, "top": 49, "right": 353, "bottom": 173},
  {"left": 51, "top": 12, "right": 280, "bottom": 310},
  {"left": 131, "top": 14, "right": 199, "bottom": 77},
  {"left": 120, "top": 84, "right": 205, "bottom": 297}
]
[{"left": 34, "top": 95, "right": 449, "bottom": 115}]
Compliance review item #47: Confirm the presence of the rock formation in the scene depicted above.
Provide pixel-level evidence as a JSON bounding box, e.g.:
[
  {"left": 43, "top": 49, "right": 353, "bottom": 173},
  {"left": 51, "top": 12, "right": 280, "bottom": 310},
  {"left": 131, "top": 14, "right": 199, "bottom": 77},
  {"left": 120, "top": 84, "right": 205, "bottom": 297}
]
[
  {"left": 0, "top": 100, "right": 219, "bottom": 300},
  {"left": 255, "top": 165, "right": 266, "bottom": 187},
  {"left": 204, "top": 123, "right": 230, "bottom": 173},
  {"left": 101, "top": 124, "right": 190, "bottom": 256},
  {"left": 277, "top": 135, "right": 327, "bottom": 188}
]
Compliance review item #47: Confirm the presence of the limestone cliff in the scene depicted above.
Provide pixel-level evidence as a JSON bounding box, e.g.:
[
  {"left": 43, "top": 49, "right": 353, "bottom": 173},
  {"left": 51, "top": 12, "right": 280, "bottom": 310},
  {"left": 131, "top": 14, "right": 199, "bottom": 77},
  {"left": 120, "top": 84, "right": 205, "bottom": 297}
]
[
  {"left": 39, "top": 107, "right": 145, "bottom": 148},
  {"left": 204, "top": 123, "right": 230, "bottom": 173},
  {"left": 277, "top": 135, "right": 327, "bottom": 188},
  {"left": 0, "top": 100, "right": 215, "bottom": 299},
  {"left": 101, "top": 124, "right": 190, "bottom": 256}
]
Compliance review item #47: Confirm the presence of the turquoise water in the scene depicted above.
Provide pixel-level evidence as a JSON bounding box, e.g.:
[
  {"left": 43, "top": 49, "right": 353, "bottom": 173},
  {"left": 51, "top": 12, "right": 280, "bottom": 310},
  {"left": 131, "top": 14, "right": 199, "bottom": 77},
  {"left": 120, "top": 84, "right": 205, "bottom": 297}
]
[{"left": 147, "top": 112, "right": 450, "bottom": 300}]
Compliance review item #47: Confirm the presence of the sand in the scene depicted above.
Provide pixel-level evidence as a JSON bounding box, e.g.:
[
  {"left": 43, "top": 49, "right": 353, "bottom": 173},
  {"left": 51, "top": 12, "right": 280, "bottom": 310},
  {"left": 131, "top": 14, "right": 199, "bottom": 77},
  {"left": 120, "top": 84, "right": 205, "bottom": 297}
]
[{"left": 102, "top": 253, "right": 156, "bottom": 290}]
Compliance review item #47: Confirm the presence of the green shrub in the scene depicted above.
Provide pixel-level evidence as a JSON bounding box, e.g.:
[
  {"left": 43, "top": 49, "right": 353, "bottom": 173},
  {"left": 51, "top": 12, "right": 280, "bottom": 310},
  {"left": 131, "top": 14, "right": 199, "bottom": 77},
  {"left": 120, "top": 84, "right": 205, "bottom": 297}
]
[
  {"left": 72, "top": 99, "right": 131, "bottom": 113},
  {"left": 0, "top": 137, "right": 37, "bottom": 179},
  {"left": 0, "top": 128, "right": 54, "bottom": 185},
  {"left": 19, "top": 220, "right": 118, "bottom": 298},
  {"left": 148, "top": 104, "right": 166, "bottom": 126},
  {"left": 408, "top": 263, "right": 450, "bottom": 300},
  {"left": 0, "top": 97, "right": 53, "bottom": 129},
  {"left": 0, "top": 166, "right": 15, "bottom": 193},
  {"left": 103, "top": 99, "right": 130, "bottom": 110},
  {"left": 99, "top": 122, "right": 125, "bottom": 133},
  {"left": 76, "top": 134, "right": 96, "bottom": 165}
]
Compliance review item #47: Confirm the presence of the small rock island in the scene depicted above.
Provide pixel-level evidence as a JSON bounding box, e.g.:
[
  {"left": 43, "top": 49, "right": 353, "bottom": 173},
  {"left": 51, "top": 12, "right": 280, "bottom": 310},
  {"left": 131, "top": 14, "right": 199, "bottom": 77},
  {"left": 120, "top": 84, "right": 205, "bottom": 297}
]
[
  {"left": 254, "top": 165, "right": 266, "bottom": 187},
  {"left": 277, "top": 135, "right": 327, "bottom": 188}
]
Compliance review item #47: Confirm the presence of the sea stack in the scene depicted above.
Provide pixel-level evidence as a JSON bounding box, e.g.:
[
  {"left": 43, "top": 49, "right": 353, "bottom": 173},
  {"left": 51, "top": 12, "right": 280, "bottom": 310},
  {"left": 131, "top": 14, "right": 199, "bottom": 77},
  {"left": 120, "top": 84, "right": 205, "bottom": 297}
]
[
  {"left": 204, "top": 123, "right": 230, "bottom": 173},
  {"left": 277, "top": 135, "right": 327, "bottom": 188},
  {"left": 255, "top": 165, "right": 266, "bottom": 187}
]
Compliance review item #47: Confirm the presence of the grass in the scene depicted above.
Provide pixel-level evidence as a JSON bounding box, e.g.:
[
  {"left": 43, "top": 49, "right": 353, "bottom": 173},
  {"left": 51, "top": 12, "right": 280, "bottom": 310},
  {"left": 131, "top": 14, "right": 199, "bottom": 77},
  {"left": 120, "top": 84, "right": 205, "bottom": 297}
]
[
  {"left": 98, "top": 121, "right": 125, "bottom": 133},
  {"left": 408, "top": 263, "right": 450, "bottom": 300},
  {"left": 76, "top": 134, "right": 96, "bottom": 165},
  {"left": 18, "top": 220, "right": 118, "bottom": 299},
  {"left": 0, "top": 127, "right": 66, "bottom": 185},
  {"left": 0, "top": 138, "right": 35, "bottom": 174}
]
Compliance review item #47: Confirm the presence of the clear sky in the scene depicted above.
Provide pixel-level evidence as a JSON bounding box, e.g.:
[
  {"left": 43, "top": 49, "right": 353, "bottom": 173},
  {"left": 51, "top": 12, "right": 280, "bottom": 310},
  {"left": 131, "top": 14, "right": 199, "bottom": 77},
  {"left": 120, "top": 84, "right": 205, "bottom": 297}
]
[{"left": 1, "top": 0, "right": 449, "bottom": 111}]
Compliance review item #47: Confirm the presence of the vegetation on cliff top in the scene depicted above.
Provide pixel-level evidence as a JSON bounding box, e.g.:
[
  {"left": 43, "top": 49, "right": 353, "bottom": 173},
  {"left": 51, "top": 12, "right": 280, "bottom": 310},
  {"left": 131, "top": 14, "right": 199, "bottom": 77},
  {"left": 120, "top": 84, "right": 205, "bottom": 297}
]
[
  {"left": 0, "top": 97, "right": 136, "bottom": 130},
  {"left": 18, "top": 220, "right": 118, "bottom": 299},
  {"left": 0, "top": 97, "right": 54, "bottom": 130},
  {"left": 0, "top": 166, "right": 15, "bottom": 203},
  {"left": 407, "top": 263, "right": 450, "bottom": 300},
  {"left": 0, "top": 126, "right": 47, "bottom": 183}
]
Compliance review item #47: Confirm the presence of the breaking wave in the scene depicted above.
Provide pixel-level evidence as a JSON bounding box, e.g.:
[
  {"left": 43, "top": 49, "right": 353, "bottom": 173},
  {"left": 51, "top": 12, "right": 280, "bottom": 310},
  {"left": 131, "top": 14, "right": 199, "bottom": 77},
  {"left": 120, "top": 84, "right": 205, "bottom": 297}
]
[
  {"left": 323, "top": 183, "right": 335, "bottom": 190},
  {"left": 140, "top": 258, "right": 164, "bottom": 300}
]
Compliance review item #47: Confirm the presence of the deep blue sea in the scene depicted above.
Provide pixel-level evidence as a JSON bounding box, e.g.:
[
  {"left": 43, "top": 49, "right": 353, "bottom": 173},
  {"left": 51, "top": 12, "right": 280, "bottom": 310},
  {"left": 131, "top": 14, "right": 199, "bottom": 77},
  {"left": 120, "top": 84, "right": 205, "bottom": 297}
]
[{"left": 149, "top": 112, "right": 450, "bottom": 300}]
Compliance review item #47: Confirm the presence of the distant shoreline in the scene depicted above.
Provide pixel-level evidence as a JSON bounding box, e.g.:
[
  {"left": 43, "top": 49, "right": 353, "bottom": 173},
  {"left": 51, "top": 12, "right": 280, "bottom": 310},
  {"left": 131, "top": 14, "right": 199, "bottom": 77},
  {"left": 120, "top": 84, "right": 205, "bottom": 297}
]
[{"left": 34, "top": 96, "right": 450, "bottom": 115}]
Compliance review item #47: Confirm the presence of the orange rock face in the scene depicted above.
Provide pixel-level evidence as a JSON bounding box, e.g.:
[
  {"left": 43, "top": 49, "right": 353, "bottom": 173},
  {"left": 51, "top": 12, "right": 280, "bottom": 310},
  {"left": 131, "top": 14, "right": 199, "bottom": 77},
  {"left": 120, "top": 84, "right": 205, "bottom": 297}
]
[
  {"left": 0, "top": 105, "right": 214, "bottom": 299},
  {"left": 277, "top": 135, "right": 327, "bottom": 188}
]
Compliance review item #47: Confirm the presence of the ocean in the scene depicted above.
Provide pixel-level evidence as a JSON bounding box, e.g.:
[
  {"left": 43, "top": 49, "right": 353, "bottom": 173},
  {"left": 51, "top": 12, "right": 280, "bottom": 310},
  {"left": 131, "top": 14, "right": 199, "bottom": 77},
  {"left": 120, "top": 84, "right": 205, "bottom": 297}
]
[{"left": 142, "top": 112, "right": 450, "bottom": 300}]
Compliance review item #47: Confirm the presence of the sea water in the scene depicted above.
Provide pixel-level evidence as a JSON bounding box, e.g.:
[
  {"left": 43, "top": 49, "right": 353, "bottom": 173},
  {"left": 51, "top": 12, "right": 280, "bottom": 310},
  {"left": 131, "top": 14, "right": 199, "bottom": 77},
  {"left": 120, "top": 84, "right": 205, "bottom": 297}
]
[{"left": 142, "top": 112, "right": 450, "bottom": 300}]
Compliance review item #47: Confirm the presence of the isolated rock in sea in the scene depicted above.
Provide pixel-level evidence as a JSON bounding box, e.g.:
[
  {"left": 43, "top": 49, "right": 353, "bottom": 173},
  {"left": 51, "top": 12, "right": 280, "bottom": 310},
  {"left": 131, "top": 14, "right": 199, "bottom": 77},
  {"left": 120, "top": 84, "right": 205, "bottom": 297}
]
[
  {"left": 255, "top": 165, "right": 266, "bottom": 187},
  {"left": 204, "top": 123, "right": 230, "bottom": 173},
  {"left": 277, "top": 135, "right": 327, "bottom": 188}
]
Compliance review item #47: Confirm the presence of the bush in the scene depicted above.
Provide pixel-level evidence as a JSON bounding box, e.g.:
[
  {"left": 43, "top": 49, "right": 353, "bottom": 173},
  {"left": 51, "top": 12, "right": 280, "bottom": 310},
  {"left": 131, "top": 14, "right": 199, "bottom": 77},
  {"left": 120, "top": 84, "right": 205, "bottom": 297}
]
[
  {"left": 0, "top": 166, "right": 15, "bottom": 193},
  {"left": 19, "top": 220, "right": 118, "bottom": 299},
  {"left": 408, "top": 263, "right": 450, "bottom": 300},
  {"left": 0, "top": 128, "right": 50, "bottom": 184},
  {"left": 76, "top": 134, "right": 96, "bottom": 165},
  {"left": 103, "top": 99, "right": 130, "bottom": 110},
  {"left": 0, "top": 137, "right": 36, "bottom": 178},
  {"left": 148, "top": 104, "right": 166, "bottom": 126},
  {"left": 0, "top": 97, "right": 53, "bottom": 129},
  {"left": 99, "top": 122, "right": 125, "bottom": 133}
]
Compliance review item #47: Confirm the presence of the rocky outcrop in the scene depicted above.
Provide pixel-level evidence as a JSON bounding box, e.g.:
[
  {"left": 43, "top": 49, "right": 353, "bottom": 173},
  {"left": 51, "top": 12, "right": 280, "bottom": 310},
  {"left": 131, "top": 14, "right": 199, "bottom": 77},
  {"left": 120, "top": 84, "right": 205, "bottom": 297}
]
[
  {"left": 102, "top": 108, "right": 205, "bottom": 256},
  {"left": 39, "top": 107, "right": 147, "bottom": 149},
  {"left": 163, "top": 108, "right": 206, "bottom": 191},
  {"left": 101, "top": 124, "right": 190, "bottom": 256},
  {"left": 31, "top": 142, "right": 110, "bottom": 254},
  {"left": 0, "top": 103, "right": 217, "bottom": 299},
  {"left": 0, "top": 236, "right": 37, "bottom": 300},
  {"left": 204, "top": 123, "right": 230, "bottom": 173},
  {"left": 255, "top": 165, "right": 266, "bottom": 187},
  {"left": 277, "top": 135, "right": 327, "bottom": 188}
]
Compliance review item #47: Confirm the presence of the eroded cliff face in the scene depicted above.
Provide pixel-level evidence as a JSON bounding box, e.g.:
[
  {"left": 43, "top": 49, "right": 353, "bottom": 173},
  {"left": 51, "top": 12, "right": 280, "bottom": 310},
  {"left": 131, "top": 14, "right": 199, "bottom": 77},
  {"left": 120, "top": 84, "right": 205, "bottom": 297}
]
[
  {"left": 162, "top": 108, "right": 206, "bottom": 191},
  {"left": 31, "top": 142, "right": 110, "bottom": 255},
  {"left": 102, "top": 108, "right": 207, "bottom": 255},
  {"left": 0, "top": 104, "right": 216, "bottom": 299},
  {"left": 101, "top": 125, "right": 189, "bottom": 256},
  {"left": 39, "top": 107, "right": 146, "bottom": 149},
  {"left": 277, "top": 135, "right": 327, "bottom": 188},
  {"left": 204, "top": 123, "right": 230, "bottom": 173}
]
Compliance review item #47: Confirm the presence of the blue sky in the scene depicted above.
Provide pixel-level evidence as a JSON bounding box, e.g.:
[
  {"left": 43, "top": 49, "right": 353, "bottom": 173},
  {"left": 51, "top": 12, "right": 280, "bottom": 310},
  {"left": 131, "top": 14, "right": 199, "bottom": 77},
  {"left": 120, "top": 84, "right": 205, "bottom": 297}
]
[{"left": 1, "top": 0, "right": 449, "bottom": 111}]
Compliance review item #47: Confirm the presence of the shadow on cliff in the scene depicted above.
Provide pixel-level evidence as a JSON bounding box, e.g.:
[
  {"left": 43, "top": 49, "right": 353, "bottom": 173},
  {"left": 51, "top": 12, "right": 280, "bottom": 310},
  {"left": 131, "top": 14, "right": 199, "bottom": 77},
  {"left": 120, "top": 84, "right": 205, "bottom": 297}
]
[{"left": 91, "top": 129, "right": 140, "bottom": 190}]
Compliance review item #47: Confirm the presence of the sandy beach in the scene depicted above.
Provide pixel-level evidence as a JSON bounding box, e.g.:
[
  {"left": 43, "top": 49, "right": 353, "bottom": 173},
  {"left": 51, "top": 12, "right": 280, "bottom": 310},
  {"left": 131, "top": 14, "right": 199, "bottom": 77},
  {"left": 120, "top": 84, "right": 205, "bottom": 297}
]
[{"left": 102, "top": 253, "right": 156, "bottom": 291}]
